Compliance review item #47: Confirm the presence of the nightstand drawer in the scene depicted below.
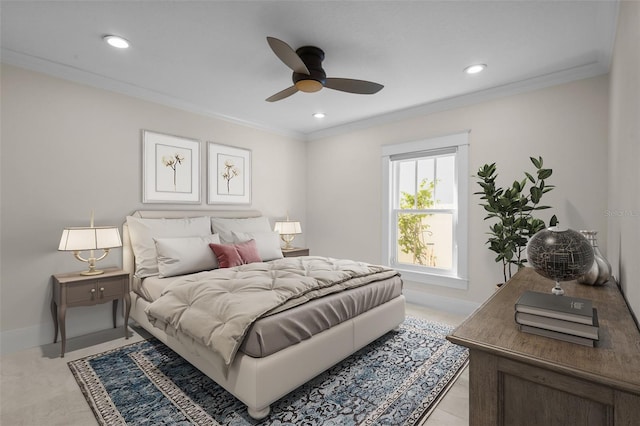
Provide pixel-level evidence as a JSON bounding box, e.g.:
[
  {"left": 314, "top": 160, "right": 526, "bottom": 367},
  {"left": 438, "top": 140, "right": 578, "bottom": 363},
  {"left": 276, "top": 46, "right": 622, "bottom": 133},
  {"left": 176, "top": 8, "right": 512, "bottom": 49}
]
[
  {"left": 98, "top": 276, "right": 126, "bottom": 300},
  {"left": 66, "top": 281, "right": 99, "bottom": 304},
  {"left": 64, "top": 276, "right": 126, "bottom": 305}
]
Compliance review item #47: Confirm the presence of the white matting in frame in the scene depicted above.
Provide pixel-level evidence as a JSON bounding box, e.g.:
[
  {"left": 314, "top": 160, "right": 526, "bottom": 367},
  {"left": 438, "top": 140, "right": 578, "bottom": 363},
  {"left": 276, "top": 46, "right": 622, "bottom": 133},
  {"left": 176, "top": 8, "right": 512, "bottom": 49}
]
[
  {"left": 143, "top": 130, "right": 200, "bottom": 204},
  {"left": 208, "top": 142, "right": 251, "bottom": 204}
]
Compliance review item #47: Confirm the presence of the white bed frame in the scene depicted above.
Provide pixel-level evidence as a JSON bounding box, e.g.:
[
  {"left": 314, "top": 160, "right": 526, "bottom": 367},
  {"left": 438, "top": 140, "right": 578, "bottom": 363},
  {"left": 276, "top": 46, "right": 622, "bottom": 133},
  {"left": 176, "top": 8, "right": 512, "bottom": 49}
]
[{"left": 123, "top": 210, "right": 405, "bottom": 419}]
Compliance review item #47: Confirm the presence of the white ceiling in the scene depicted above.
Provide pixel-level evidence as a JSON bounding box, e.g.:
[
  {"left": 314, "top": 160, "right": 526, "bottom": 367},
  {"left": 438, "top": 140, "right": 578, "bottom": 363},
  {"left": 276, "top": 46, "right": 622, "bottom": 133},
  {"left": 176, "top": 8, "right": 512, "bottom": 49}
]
[{"left": 1, "top": 1, "right": 619, "bottom": 140}]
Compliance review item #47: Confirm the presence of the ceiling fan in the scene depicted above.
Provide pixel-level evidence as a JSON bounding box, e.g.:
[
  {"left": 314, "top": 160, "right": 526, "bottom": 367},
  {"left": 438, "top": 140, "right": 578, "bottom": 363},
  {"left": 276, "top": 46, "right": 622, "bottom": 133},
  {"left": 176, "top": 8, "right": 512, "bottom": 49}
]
[{"left": 265, "top": 36, "right": 384, "bottom": 102}]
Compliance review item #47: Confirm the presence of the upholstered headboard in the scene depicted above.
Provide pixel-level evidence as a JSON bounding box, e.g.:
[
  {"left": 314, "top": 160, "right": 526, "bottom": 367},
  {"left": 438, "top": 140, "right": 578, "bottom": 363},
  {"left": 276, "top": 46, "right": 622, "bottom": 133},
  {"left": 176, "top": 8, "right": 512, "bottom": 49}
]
[{"left": 122, "top": 209, "right": 262, "bottom": 285}]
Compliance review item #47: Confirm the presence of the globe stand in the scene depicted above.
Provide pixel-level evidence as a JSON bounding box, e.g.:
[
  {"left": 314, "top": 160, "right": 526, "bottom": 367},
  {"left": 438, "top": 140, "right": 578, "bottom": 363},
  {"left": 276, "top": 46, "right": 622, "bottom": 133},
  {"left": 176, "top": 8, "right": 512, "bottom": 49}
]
[{"left": 551, "top": 281, "right": 565, "bottom": 296}]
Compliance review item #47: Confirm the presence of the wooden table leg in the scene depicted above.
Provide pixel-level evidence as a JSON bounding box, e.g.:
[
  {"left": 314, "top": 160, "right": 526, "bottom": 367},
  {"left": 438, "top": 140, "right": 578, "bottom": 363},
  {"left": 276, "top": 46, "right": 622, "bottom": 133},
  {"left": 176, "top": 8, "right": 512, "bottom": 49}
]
[
  {"left": 112, "top": 299, "right": 118, "bottom": 328},
  {"left": 123, "top": 293, "right": 131, "bottom": 339},
  {"left": 57, "top": 303, "right": 66, "bottom": 358},
  {"left": 51, "top": 299, "right": 58, "bottom": 343}
]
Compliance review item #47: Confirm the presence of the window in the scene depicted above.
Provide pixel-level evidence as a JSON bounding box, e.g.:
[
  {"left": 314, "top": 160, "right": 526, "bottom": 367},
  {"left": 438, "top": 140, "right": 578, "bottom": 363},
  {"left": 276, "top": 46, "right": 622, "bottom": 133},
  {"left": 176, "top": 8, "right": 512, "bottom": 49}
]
[{"left": 382, "top": 132, "right": 469, "bottom": 289}]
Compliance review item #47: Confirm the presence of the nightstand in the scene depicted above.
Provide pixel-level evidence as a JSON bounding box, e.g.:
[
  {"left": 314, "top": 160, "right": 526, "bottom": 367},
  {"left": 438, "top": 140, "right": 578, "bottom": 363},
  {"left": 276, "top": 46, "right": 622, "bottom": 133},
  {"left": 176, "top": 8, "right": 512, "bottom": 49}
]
[
  {"left": 282, "top": 247, "right": 310, "bottom": 257},
  {"left": 51, "top": 267, "right": 130, "bottom": 357}
]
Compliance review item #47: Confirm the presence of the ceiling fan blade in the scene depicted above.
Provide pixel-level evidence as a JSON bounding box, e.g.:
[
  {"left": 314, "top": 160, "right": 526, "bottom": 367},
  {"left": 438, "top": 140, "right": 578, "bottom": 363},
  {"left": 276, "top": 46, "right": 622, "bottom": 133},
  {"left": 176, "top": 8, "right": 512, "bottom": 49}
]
[
  {"left": 325, "top": 78, "right": 384, "bottom": 94},
  {"left": 266, "top": 86, "right": 299, "bottom": 102},
  {"left": 267, "top": 37, "right": 310, "bottom": 75}
]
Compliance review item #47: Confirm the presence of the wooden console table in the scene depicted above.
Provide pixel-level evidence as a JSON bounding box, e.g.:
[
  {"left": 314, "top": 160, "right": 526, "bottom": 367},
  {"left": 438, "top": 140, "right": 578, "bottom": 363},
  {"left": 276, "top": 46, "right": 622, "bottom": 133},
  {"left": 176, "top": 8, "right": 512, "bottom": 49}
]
[{"left": 448, "top": 267, "right": 640, "bottom": 426}]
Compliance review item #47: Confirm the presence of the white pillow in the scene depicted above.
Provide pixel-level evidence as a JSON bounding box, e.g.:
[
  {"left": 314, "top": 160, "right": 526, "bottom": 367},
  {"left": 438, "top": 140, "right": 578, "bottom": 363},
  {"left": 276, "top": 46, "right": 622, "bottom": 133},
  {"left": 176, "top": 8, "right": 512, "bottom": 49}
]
[
  {"left": 126, "top": 216, "right": 212, "bottom": 278},
  {"left": 232, "top": 231, "right": 284, "bottom": 261},
  {"left": 154, "top": 234, "right": 221, "bottom": 278},
  {"left": 210, "top": 216, "right": 271, "bottom": 243}
]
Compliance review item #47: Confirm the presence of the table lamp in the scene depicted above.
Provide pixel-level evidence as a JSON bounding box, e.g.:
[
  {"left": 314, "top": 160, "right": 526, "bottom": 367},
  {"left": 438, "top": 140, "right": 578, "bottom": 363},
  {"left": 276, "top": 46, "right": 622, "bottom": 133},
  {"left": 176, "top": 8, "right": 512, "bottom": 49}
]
[
  {"left": 274, "top": 219, "right": 302, "bottom": 249},
  {"left": 58, "top": 213, "right": 122, "bottom": 275}
]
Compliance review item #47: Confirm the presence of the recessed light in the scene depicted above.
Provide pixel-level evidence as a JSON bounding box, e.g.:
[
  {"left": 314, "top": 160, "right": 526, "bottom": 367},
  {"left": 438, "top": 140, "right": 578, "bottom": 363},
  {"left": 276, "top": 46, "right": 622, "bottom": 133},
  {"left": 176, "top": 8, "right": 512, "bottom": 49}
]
[
  {"left": 103, "top": 35, "right": 130, "bottom": 49},
  {"left": 464, "top": 64, "right": 486, "bottom": 75},
  {"left": 312, "top": 112, "right": 326, "bottom": 119}
]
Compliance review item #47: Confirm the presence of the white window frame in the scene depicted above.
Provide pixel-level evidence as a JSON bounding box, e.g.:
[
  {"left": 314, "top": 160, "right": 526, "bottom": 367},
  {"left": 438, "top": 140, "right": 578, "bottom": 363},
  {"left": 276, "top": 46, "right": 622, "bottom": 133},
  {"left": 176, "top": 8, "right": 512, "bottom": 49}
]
[{"left": 382, "top": 131, "right": 469, "bottom": 289}]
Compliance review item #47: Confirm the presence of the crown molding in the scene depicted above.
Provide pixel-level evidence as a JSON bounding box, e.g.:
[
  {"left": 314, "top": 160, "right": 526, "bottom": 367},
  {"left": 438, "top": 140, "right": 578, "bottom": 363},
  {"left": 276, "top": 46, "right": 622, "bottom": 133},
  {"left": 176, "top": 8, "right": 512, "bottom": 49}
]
[
  {"left": 2, "top": 47, "right": 610, "bottom": 144},
  {"left": 1, "top": 48, "right": 306, "bottom": 142},
  {"left": 305, "top": 60, "right": 610, "bottom": 142}
]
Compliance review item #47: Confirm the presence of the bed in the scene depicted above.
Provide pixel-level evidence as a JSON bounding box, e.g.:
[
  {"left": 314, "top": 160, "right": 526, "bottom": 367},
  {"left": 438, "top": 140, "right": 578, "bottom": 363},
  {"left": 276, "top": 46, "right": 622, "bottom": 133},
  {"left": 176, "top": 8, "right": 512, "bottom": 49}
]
[{"left": 123, "top": 209, "right": 405, "bottom": 419}]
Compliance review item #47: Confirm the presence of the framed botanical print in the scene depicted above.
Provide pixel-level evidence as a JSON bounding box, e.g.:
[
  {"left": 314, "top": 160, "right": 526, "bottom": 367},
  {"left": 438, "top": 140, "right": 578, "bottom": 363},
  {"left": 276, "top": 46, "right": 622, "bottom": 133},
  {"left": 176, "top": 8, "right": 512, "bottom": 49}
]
[
  {"left": 142, "top": 130, "right": 200, "bottom": 203},
  {"left": 207, "top": 142, "right": 251, "bottom": 204}
]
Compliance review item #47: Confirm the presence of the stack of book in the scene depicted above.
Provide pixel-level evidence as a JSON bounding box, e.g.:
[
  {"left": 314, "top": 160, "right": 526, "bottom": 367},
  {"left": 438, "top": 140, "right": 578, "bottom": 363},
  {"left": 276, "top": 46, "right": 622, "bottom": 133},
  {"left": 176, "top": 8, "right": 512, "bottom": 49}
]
[{"left": 514, "top": 290, "right": 599, "bottom": 347}]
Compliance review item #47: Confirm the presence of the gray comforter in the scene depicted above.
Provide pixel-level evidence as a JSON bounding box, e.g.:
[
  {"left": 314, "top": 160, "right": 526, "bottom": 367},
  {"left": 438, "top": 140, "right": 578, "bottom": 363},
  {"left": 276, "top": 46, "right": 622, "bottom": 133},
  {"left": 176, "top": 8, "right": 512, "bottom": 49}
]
[{"left": 145, "top": 256, "right": 400, "bottom": 372}]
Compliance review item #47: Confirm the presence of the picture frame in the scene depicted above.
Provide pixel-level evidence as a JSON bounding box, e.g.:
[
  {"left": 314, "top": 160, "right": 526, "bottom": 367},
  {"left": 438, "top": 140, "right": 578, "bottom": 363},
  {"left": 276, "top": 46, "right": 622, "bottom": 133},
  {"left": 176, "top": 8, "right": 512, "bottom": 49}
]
[
  {"left": 142, "top": 130, "right": 200, "bottom": 204},
  {"left": 207, "top": 142, "right": 252, "bottom": 205}
]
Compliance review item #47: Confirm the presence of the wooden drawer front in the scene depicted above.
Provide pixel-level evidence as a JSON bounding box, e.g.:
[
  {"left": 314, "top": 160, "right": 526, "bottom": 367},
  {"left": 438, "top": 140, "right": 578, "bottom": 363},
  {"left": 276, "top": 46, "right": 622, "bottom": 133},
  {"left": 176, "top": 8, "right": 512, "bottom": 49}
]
[
  {"left": 66, "top": 282, "right": 98, "bottom": 304},
  {"left": 97, "top": 277, "right": 125, "bottom": 300},
  {"left": 498, "top": 357, "right": 617, "bottom": 426},
  {"left": 64, "top": 277, "right": 125, "bottom": 305},
  {"left": 501, "top": 373, "right": 612, "bottom": 426}
]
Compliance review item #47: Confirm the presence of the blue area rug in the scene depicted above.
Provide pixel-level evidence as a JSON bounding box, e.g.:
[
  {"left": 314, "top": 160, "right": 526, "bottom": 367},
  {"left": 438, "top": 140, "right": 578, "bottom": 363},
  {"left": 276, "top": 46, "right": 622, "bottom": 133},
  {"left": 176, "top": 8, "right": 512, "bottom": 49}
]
[{"left": 69, "top": 316, "right": 468, "bottom": 425}]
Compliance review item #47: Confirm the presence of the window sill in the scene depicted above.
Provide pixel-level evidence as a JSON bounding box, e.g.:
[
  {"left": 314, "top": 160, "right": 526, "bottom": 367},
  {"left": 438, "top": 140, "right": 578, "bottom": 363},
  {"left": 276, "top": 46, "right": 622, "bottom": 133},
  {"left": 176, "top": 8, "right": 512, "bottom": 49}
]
[{"left": 394, "top": 268, "right": 468, "bottom": 290}]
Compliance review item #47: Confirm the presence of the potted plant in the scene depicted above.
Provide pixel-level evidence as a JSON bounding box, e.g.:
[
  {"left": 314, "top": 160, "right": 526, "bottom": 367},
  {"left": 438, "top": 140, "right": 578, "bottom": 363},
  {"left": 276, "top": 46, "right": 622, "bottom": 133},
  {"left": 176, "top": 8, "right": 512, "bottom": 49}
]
[{"left": 475, "top": 156, "right": 558, "bottom": 283}]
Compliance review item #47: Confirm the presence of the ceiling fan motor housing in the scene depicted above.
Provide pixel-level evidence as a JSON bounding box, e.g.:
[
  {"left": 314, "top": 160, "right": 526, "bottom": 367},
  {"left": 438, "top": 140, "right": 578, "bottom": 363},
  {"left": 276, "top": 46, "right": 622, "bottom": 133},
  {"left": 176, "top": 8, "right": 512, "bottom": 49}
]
[{"left": 293, "top": 46, "right": 326, "bottom": 92}]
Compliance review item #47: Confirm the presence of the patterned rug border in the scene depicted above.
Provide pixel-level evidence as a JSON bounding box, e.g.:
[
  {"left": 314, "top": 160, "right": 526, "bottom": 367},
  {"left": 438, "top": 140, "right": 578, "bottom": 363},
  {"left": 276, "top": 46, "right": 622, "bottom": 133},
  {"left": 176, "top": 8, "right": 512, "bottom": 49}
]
[
  {"left": 414, "top": 351, "right": 467, "bottom": 424},
  {"left": 69, "top": 344, "right": 136, "bottom": 425},
  {"left": 399, "top": 319, "right": 468, "bottom": 425},
  {"left": 69, "top": 316, "right": 468, "bottom": 426}
]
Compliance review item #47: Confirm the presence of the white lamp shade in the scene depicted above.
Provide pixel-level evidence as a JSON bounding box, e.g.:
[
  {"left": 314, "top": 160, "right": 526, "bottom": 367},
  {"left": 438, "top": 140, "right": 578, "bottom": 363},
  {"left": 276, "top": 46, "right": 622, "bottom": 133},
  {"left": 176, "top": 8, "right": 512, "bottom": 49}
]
[
  {"left": 274, "top": 221, "right": 302, "bottom": 235},
  {"left": 59, "top": 226, "right": 122, "bottom": 251}
]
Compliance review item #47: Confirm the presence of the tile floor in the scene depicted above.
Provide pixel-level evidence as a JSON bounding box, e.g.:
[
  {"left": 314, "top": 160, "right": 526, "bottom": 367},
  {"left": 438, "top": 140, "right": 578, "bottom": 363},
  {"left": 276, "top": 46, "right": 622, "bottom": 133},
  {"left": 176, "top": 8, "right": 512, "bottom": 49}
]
[{"left": 0, "top": 303, "right": 469, "bottom": 426}]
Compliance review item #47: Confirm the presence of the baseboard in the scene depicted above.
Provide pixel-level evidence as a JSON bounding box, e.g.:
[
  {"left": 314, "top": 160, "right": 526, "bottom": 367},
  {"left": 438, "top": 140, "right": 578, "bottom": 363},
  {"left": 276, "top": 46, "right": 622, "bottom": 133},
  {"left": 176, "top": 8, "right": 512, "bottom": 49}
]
[
  {"left": 403, "top": 288, "right": 480, "bottom": 316},
  {"left": 1, "top": 306, "right": 126, "bottom": 355},
  {"left": 0, "top": 324, "right": 49, "bottom": 355}
]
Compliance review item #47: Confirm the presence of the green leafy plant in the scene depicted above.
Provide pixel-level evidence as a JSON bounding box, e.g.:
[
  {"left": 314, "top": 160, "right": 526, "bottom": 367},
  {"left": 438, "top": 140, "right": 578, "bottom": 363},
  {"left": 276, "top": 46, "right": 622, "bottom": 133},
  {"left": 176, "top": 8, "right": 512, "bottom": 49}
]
[
  {"left": 474, "top": 156, "right": 558, "bottom": 282},
  {"left": 398, "top": 179, "right": 436, "bottom": 266}
]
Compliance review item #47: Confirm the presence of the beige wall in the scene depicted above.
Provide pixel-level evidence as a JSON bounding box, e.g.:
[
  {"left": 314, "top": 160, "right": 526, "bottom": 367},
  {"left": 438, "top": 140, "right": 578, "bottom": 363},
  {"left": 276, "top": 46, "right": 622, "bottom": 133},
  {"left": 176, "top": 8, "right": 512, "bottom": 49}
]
[
  {"left": 307, "top": 75, "right": 610, "bottom": 310},
  {"left": 0, "top": 65, "right": 307, "bottom": 352},
  {"left": 607, "top": 0, "right": 640, "bottom": 322}
]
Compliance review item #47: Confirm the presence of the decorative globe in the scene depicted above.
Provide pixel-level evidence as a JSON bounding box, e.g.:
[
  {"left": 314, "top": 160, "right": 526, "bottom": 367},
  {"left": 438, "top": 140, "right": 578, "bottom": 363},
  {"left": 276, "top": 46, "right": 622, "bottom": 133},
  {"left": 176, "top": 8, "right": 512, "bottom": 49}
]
[{"left": 526, "top": 226, "right": 594, "bottom": 295}]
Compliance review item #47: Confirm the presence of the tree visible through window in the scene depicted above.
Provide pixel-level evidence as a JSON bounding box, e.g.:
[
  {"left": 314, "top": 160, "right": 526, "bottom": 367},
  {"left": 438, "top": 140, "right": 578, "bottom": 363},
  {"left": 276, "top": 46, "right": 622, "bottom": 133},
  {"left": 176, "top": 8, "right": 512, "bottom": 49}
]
[{"left": 398, "top": 179, "right": 436, "bottom": 266}]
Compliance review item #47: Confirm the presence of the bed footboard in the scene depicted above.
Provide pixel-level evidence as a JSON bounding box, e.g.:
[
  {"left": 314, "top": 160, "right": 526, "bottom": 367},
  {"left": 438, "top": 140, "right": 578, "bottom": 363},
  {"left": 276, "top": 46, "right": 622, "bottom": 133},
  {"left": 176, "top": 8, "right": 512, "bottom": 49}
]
[{"left": 130, "top": 292, "right": 405, "bottom": 419}]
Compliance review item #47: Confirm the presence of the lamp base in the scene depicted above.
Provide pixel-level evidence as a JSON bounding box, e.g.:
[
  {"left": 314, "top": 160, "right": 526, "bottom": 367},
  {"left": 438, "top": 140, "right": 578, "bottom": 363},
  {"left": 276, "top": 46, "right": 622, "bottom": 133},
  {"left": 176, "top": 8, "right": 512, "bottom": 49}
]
[
  {"left": 80, "top": 269, "right": 104, "bottom": 276},
  {"left": 73, "top": 250, "right": 110, "bottom": 276},
  {"left": 280, "top": 235, "right": 296, "bottom": 250}
]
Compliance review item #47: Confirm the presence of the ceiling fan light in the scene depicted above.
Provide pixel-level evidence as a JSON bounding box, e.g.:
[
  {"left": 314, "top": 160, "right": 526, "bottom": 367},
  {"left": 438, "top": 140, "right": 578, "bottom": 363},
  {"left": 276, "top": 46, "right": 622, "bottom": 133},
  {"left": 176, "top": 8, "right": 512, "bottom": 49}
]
[
  {"left": 312, "top": 112, "right": 326, "bottom": 119},
  {"left": 103, "top": 35, "right": 130, "bottom": 49},
  {"left": 464, "top": 64, "right": 486, "bottom": 75},
  {"left": 295, "top": 79, "right": 323, "bottom": 93}
]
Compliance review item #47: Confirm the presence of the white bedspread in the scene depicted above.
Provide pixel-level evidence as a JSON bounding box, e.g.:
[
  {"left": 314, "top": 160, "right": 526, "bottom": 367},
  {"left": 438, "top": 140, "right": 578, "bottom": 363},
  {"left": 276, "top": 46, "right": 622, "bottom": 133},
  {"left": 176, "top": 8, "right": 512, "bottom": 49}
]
[{"left": 145, "top": 256, "right": 399, "bottom": 372}]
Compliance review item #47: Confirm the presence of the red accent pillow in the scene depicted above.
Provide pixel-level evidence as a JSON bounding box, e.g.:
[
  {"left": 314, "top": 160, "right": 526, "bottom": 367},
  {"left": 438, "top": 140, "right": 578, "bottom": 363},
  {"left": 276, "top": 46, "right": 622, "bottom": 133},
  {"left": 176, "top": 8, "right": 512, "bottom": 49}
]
[
  {"left": 235, "top": 239, "right": 262, "bottom": 264},
  {"left": 209, "top": 240, "right": 262, "bottom": 268}
]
